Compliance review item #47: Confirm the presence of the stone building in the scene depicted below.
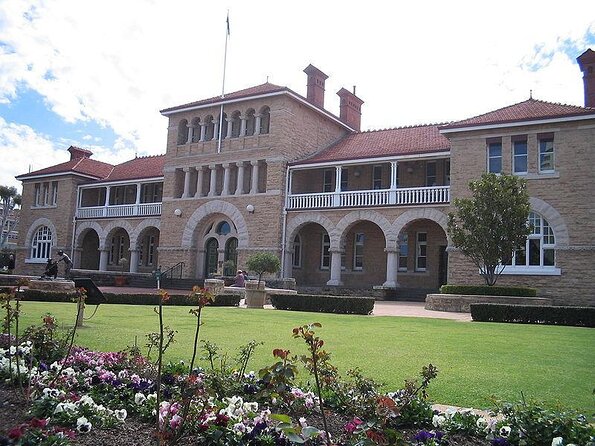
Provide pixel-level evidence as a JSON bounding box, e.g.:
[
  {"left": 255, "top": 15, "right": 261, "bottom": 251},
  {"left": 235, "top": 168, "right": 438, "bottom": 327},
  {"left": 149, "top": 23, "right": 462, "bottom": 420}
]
[{"left": 14, "top": 50, "right": 595, "bottom": 306}]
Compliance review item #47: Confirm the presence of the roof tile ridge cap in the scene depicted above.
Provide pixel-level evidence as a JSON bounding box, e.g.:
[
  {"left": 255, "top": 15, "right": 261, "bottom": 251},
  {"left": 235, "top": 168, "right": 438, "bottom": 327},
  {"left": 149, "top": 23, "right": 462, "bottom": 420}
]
[
  {"left": 363, "top": 122, "right": 449, "bottom": 132},
  {"left": 136, "top": 153, "right": 166, "bottom": 159}
]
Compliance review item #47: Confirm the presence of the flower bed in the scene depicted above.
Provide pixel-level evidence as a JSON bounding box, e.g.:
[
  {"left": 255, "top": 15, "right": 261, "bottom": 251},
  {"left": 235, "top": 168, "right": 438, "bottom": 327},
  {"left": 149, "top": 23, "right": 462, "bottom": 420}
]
[{"left": 0, "top": 285, "right": 593, "bottom": 445}]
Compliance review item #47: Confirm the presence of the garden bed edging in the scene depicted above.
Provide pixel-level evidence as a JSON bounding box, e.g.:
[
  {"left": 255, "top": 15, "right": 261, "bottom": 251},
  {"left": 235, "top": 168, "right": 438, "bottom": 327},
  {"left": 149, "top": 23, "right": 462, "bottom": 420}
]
[{"left": 425, "top": 293, "right": 553, "bottom": 313}]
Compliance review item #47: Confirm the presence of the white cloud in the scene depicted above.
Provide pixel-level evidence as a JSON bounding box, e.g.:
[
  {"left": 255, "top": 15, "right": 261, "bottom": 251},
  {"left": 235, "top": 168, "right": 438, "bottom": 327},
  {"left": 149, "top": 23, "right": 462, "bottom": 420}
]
[
  {"left": 0, "top": 0, "right": 593, "bottom": 169},
  {"left": 0, "top": 117, "right": 65, "bottom": 191}
]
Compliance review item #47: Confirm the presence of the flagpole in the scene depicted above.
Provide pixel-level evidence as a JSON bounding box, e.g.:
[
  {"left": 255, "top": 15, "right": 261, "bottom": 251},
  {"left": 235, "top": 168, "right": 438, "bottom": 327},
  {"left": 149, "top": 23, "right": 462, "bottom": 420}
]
[{"left": 217, "top": 11, "right": 230, "bottom": 154}]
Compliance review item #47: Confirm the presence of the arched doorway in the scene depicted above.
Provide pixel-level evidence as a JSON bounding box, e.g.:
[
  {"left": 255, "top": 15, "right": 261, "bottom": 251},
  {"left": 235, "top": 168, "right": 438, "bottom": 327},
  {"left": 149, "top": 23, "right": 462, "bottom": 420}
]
[
  {"left": 290, "top": 222, "right": 331, "bottom": 286},
  {"left": 224, "top": 238, "right": 238, "bottom": 276},
  {"left": 205, "top": 238, "right": 219, "bottom": 277},
  {"left": 106, "top": 228, "right": 131, "bottom": 272},
  {"left": 80, "top": 229, "right": 100, "bottom": 270},
  {"left": 135, "top": 227, "right": 160, "bottom": 272}
]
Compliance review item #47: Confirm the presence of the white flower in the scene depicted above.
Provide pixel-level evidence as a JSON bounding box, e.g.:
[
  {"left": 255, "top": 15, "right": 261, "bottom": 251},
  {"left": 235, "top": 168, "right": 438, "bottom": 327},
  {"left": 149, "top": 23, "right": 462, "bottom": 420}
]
[
  {"left": 135, "top": 393, "right": 147, "bottom": 405},
  {"left": 78, "top": 395, "right": 95, "bottom": 407},
  {"left": 551, "top": 438, "right": 564, "bottom": 446},
  {"left": 476, "top": 417, "right": 488, "bottom": 430},
  {"left": 76, "top": 416, "right": 92, "bottom": 433},
  {"left": 432, "top": 414, "right": 446, "bottom": 427},
  {"left": 115, "top": 409, "right": 127, "bottom": 421},
  {"left": 299, "top": 417, "right": 308, "bottom": 428},
  {"left": 499, "top": 426, "right": 511, "bottom": 437}
]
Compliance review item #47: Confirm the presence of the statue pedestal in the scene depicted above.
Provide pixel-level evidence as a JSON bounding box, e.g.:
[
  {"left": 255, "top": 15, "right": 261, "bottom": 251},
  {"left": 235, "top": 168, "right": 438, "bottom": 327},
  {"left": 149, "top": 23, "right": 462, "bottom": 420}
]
[{"left": 29, "top": 279, "right": 76, "bottom": 293}]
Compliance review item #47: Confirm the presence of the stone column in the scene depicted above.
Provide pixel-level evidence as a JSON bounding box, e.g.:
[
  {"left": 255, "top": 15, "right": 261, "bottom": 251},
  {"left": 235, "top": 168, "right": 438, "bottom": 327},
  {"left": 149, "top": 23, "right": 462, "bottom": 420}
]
[
  {"left": 182, "top": 167, "right": 192, "bottom": 198},
  {"left": 199, "top": 124, "right": 206, "bottom": 142},
  {"left": 222, "top": 163, "right": 231, "bottom": 195},
  {"left": 208, "top": 164, "right": 217, "bottom": 196},
  {"left": 254, "top": 114, "right": 262, "bottom": 135},
  {"left": 383, "top": 247, "right": 399, "bottom": 288},
  {"left": 129, "top": 249, "right": 140, "bottom": 273},
  {"left": 196, "top": 249, "right": 205, "bottom": 279},
  {"left": 239, "top": 115, "right": 247, "bottom": 137},
  {"left": 99, "top": 249, "right": 109, "bottom": 271},
  {"left": 186, "top": 125, "right": 194, "bottom": 144},
  {"left": 226, "top": 118, "right": 233, "bottom": 138},
  {"left": 283, "top": 249, "right": 293, "bottom": 278},
  {"left": 235, "top": 162, "right": 244, "bottom": 195},
  {"left": 194, "top": 167, "right": 204, "bottom": 198},
  {"left": 250, "top": 161, "right": 259, "bottom": 194},
  {"left": 213, "top": 121, "right": 219, "bottom": 141},
  {"left": 326, "top": 249, "right": 343, "bottom": 286}
]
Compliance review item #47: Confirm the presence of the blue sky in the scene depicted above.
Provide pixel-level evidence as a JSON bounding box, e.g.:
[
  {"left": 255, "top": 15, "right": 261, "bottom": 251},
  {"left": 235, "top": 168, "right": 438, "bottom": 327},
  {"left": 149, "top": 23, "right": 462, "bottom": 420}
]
[{"left": 0, "top": 0, "right": 593, "bottom": 191}]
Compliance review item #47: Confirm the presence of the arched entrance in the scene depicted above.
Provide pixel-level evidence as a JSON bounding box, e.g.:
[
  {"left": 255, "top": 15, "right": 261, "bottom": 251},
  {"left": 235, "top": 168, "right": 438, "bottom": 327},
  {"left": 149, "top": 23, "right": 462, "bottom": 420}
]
[
  {"left": 224, "top": 237, "right": 238, "bottom": 276},
  {"left": 395, "top": 218, "right": 448, "bottom": 290},
  {"left": 106, "top": 227, "right": 131, "bottom": 272},
  {"left": 290, "top": 222, "right": 331, "bottom": 286},
  {"left": 135, "top": 226, "right": 160, "bottom": 272},
  {"left": 80, "top": 229, "right": 100, "bottom": 270}
]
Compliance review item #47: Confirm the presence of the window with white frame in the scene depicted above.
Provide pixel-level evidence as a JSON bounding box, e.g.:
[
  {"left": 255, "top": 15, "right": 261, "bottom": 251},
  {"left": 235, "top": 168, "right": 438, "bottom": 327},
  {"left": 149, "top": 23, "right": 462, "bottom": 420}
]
[
  {"left": 353, "top": 233, "right": 364, "bottom": 270},
  {"left": 487, "top": 139, "right": 502, "bottom": 173},
  {"left": 292, "top": 235, "right": 302, "bottom": 268},
  {"left": 372, "top": 165, "right": 383, "bottom": 189},
  {"left": 416, "top": 232, "right": 427, "bottom": 271},
  {"left": 30, "top": 226, "right": 52, "bottom": 260},
  {"left": 51, "top": 181, "right": 58, "bottom": 205},
  {"left": 42, "top": 183, "right": 50, "bottom": 206},
  {"left": 321, "top": 233, "right": 330, "bottom": 269},
  {"left": 504, "top": 212, "right": 555, "bottom": 269},
  {"left": 426, "top": 161, "right": 437, "bottom": 186},
  {"left": 398, "top": 233, "right": 408, "bottom": 271},
  {"left": 109, "top": 235, "right": 126, "bottom": 265},
  {"left": 147, "top": 235, "right": 156, "bottom": 266},
  {"left": 539, "top": 135, "right": 555, "bottom": 173},
  {"left": 512, "top": 137, "right": 528, "bottom": 174},
  {"left": 34, "top": 184, "right": 41, "bottom": 207},
  {"left": 323, "top": 169, "right": 333, "bottom": 192}
]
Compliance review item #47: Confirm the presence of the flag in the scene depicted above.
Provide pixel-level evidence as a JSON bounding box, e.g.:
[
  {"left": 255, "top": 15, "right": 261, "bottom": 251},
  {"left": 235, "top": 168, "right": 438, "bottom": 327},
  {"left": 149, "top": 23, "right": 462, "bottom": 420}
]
[{"left": 226, "top": 12, "right": 230, "bottom": 36}]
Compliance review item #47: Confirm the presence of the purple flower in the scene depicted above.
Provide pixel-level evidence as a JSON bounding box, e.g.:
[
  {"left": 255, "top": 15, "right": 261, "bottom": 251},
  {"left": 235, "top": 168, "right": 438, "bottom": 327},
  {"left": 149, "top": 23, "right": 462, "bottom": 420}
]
[
  {"left": 492, "top": 438, "right": 510, "bottom": 446},
  {"left": 413, "top": 430, "right": 433, "bottom": 442}
]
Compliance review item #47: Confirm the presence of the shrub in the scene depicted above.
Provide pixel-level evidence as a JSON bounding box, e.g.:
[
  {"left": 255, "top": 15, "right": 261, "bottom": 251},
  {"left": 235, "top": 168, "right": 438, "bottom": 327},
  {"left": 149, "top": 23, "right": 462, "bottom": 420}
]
[
  {"left": 440, "top": 284, "right": 537, "bottom": 297},
  {"left": 270, "top": 294, "right": 374, "bottom": 315},
  {"left": 470, "top": 303, "right": 595, "bottom": 327},
  {"left": 245, "top": 252, "right": 280, "bottom": 285},
  {"left": 20, "top": 290, "right": 241, "bottom": 307}
]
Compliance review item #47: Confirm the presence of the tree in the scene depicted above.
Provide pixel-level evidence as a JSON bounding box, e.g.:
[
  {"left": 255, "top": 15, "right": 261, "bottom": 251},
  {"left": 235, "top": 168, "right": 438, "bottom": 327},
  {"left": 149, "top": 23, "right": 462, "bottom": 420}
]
[
  {"left": 245, "top": 252, "right": 281, "bottom": 286},
  {"left": 0, "top": 186, "right": 21, "bottom": 249},
  {"left": 447, "top": 173, "right": 530, "bottom": 286}
]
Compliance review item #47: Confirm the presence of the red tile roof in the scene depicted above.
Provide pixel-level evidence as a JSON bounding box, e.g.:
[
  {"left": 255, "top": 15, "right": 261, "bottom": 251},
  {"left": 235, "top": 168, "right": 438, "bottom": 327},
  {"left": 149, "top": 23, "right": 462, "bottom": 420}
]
[
  {"left": 16, "top": 157, "right": 114, "bottom": 180},
  {"left": 103, "top": 155, "right": 165, "bottom": 182},
  {"left": 160, "top": 83, "right": 287, "bottom": 113},
  {"left": 441, "top": 98, "right": 595, "bottom": 130},
  {"left": 294, "top": 124, "right": 450, "bottom": 165}
]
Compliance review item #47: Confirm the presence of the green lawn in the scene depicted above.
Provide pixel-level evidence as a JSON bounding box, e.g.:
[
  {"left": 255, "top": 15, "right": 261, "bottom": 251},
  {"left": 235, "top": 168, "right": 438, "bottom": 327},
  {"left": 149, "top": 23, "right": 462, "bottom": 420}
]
[{"left": 15, "top": 301, "right": 595, "bottom": 413}]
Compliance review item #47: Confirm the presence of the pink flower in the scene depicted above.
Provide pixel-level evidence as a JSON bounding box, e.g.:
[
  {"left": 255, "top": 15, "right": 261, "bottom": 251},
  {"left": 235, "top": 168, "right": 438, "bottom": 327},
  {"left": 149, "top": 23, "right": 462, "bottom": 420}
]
[{"left": 169, "top": 414, "right": 182, "bottom": 429}]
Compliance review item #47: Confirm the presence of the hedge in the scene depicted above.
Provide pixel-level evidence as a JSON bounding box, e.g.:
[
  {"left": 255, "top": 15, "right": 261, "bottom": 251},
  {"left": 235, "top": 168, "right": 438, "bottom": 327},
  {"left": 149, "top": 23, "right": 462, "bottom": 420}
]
[
  {"left": 440, "top": 284, "right": 537, "bottom": 297},
  {"left": 270, "top": 293, "right": 374, "bottom": 315},
  {"left": 470, "top": 303, "right": 595, "bottom": 327},
  {"left": 20, "top": 289, "right": 241, "bottom": 307}
]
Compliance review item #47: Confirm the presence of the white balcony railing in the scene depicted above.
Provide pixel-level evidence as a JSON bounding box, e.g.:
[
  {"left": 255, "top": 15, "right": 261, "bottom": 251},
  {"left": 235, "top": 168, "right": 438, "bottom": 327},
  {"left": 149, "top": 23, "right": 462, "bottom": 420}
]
[
  {"left": 287, "top": 186, "right": 449, "bottom": 210},
  {"left": 77, "top": 202, "right": 162, "bottom": 219}
]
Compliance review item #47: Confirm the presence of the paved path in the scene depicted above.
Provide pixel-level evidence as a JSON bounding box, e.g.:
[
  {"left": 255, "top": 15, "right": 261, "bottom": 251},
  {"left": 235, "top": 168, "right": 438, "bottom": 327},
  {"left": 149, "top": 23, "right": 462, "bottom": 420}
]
[{"left": 98, "top": 286, "right": 471, "bottom": 321}]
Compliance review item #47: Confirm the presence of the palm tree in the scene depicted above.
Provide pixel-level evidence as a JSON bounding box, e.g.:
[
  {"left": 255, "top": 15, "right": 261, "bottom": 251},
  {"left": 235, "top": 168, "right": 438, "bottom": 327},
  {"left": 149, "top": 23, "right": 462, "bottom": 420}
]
[{"left": 0, "top": 186, "right": 21, "bottom": 249}]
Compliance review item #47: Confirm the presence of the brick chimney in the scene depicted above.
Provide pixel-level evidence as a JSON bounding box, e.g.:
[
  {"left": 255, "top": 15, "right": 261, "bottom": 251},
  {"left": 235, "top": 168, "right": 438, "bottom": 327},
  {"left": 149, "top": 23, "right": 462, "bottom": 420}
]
[
  {"left": 303, "top": 64, "right": 329, "bottom": 108},
  {"left": 68, "top": 146, "right": 93, "bottom": 160},
  {"left": 337, "top": 87, "right": 364, "bottom": 131},
  {"left": 577, "top": 49, "right": 595, "bottom": 108}
]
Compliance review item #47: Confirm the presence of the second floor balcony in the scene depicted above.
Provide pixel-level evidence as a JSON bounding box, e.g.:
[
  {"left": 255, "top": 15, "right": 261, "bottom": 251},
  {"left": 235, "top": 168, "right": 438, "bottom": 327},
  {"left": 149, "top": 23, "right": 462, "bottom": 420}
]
[
  {"left": 287, "top": 158, "right": 450, "bottom": 211},
  {"left": 77, "top": 181, "right": 163, "bottom": 219}
]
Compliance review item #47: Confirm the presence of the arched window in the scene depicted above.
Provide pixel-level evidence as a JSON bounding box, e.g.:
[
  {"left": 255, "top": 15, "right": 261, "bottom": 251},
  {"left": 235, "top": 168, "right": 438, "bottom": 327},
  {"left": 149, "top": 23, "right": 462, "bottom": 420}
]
[
  {"left": 505, "top": 211, "right": 556, "bottom": 269},
  {"left": 292, "top": 234, "right": 302, "bottom": 268},
  {"left": 218, "top": 113, "right": 228, "bottom": 140},
  {"left": 224, "top": 238, "right": 238, "bottom": 275},
  {"left": 191, "top": 117, "right": 200, "bottom": 143},
  {"left": 231, "top": 111, "right": 241, "bottom": 137},
  {"left": 259, "top": 106, "right": 270, "bottom": 134},
  {"left": 204, "top": 116, "right": 215, "bottom": 140},
  {"left": 177, "top": 119, "right": 189, "bottom": 145},
  {"left": 245, "top": 109, "right": 256, "bottom": 136},
  {"left": 31, "top": 226, "right": 52, "bottom": 259},
  {"left": 205, "top": 238, "right": 219, "bottom": 277}
]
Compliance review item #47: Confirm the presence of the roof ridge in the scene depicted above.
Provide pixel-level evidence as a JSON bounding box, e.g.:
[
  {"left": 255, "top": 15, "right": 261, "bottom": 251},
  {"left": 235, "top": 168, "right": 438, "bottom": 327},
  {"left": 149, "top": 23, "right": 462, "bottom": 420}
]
[{"left": 361, "top": 122, "right": 449, "bottom": 133}]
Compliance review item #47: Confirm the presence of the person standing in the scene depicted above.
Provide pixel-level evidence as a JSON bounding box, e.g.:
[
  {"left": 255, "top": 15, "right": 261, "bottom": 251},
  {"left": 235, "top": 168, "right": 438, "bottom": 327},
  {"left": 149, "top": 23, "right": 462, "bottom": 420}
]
[
  {"left": 7, "top": 254, "right": 15, "bottom": 274},
  {"left": 57, "top": 250, "right": 73, "bottom": 279}
]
